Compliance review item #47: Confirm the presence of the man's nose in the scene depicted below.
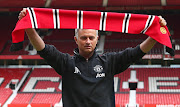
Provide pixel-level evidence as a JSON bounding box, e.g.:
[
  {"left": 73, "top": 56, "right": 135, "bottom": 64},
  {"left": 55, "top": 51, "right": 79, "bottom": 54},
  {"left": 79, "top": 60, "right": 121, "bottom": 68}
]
[{"left": 86, "top": 38, "right": 91, "bottom": 44}]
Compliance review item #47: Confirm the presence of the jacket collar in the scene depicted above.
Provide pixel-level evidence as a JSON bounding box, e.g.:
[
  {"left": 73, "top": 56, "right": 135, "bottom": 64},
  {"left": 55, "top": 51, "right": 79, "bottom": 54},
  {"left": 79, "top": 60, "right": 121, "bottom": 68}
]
[{"left": 73, "top": 48, "right": 97, "bottom": 60}]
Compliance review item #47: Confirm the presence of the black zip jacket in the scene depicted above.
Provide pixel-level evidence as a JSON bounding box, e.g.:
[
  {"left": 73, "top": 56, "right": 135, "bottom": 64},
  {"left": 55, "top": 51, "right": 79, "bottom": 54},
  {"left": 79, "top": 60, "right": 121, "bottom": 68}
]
[{"left": 37, "top": 44, "right": 145, "bottom": 107}]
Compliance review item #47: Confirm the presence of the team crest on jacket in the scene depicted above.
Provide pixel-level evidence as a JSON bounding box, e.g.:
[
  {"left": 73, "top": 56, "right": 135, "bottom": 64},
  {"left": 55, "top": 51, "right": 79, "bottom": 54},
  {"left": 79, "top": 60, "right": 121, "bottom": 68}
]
[{"left": 94, "top": 65, "right": 103, "bottom": 73}]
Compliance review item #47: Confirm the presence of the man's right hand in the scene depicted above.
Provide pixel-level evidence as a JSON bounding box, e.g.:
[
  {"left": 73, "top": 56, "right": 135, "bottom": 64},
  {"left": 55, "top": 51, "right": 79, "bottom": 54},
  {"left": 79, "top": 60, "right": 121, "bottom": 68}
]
[{"left": 18, "top": 8, "right": 27, "bottom": 20}]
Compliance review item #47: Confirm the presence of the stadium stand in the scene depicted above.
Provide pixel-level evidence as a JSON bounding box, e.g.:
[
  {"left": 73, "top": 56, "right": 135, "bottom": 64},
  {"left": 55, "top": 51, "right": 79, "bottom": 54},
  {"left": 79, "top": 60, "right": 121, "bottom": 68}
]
[
  {"left": 166, "top": 0, "right": 180, "bottom": 5},
  {"left": 108, "top": 0, "right": 162, "bottom": 6},
  {"left": 9, "top": 68, "right": 62, "bottom": 106},
  {"left": 43, "top": 29, "right": 75, "bottom": 40},
  {"left": 43, "top": 29, "right": 77, "bottom": 54},
  {"left": 0, "top": 68, "right": 30, "bottom": 106},
  {"left": 0, "top": 68, "right": 29, "bottom": 88},
  {"left": 1, "top": 41, "right": 29, "bottom": 55},
  {"left": 136, "top": 94, "right": 180, "bottom": 105},
  {"left": 165, "top": 14, "right": 180, "bottom": 39},
  {"left": 50, "top": 0, "right": 102, "bottom": 7},
  {"left": 44, "top": 40, "right": 76, "bottom": 55},
  {"left": 8, "top": 104, "right": 52, "bottom": 107},
  {"left": 11, "top": 93, "right": 61, "bottom": 106},
  {"left": 0, "top": 15, "right": 14, "bottom": 53},
  {"left": 0, "top": 1, "right": 180, "bottom": 106},
  {"left": 115, "top": 94, "right": 129, "bottom": 106},
  {"left": 0, "top": 14, "right": 29, "bottom": 55},
  {"left": 0, "top": 67, "right": 179, "bottom": 107},
  {"left": 20, "top": 68, "right": 62, "bottom": 92},
  {"left": 0, "top": 0, "right": 45, "bottom": 8},
  {"left": 0, "top": 88, "right": 12, "bottom": 106},
  {"left": 104, "top": 35, "right": 164, "bottom": 54},
  {"left": 11, "top": 93, "right": 34, "bottom": 104},
  {"left": 31, "top": 93, "right": 61, "bottom": 105}
]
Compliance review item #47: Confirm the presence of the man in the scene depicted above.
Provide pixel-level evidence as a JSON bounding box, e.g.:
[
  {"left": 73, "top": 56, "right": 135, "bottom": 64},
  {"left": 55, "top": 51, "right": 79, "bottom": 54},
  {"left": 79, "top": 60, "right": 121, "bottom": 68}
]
[{"left": 19, "top": 9, "right": 166, "bottom": 107}]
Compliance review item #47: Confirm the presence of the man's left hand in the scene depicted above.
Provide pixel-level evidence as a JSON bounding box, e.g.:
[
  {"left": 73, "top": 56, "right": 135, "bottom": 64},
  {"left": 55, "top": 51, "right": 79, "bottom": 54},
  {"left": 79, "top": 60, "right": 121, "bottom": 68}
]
[{"left": 158, "top": 16, "right": 167, "bottom": 27}]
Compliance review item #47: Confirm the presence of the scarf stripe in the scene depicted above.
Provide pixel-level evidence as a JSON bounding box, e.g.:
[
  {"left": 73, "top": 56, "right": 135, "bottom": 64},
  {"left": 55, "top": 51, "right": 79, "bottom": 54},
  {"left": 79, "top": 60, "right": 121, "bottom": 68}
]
[
  {"left": 77, "top": 10, "right": 83, "bottom": 29},
  {"left": 77, "top": 11, "right": 79, "bottom": 29},
  {"left": 141, "top": 15, "right": 155, "bottom": 34},
  {"left": 32, "top": 8, "right": 38, "bottom": 28},
  {"left": 126, "top": 13, "right": 131, "bottom": 33},
  {"left": 99, "top": 12, "right": 103, "bottom": 31},
  {"left": 100, "top": 12, "right": 107, "bottom": 31},
  {"left": 27, "top": 8, "right": 35, "bottom": 28},
  {"left": 53, "top": 9, "right": 60, "bottom": 29},
  {"left": 103, "top": 12, "right": 107, "bottom": 31},
  {"left": 144, "top": 15, "right": 155, "bottom": 34},
  {"left": 122, "top": 13, "right": 131, "bottom": 33},
  {"left": 100, "top": 12, "right": 104, "bottom": 31},
  {"left": 57, "top": 9, "right": 60, "bottom": 29},
  {"left": 141, "top": 15, "right": 152, "bottom": 33},
  {"left": 53, "top": 9, "right": 57, "bottom": 29},
  {"left": 28, "top": 8, "right": 38, "bottom": 29}
]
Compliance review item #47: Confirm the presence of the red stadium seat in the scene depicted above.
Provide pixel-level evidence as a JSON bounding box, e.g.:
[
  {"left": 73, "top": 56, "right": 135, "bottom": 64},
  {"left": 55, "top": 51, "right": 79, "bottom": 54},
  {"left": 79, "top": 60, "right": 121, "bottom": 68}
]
[
  {"left": 0, "top": 88, "right": 12, "bottom": 106},
  {"left": 8, "top": 104, "right": 52, "bottom": 107}
]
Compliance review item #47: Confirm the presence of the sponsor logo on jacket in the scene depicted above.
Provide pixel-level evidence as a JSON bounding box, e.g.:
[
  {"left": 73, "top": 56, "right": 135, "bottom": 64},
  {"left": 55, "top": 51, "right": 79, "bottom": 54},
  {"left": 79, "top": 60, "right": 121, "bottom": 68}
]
[{"left": 94, "top": 65, "right": 105, "bottom": 78}]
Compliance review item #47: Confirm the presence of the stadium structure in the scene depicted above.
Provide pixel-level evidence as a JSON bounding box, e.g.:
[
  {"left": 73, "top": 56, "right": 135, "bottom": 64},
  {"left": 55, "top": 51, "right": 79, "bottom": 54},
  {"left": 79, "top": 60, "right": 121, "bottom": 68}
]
[{"left": 0, "top": 0, "right": 180, "bottom": 107}]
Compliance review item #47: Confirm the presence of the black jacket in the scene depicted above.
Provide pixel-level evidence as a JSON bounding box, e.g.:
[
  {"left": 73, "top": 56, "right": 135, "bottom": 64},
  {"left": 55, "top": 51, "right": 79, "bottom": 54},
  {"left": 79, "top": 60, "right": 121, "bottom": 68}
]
[{"left": 38, "top": 44, "right": 145, "bottom": 107}]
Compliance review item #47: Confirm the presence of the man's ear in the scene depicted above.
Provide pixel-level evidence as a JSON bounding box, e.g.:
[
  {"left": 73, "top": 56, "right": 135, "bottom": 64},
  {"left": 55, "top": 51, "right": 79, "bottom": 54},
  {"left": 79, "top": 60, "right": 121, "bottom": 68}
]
[
  {"left": 97, "top": 36, "right": 99, "bottom": 43},
  {"left": 97, "top": 36, "right": 99, "bottom": 40},
  {"left": 74, "top": 36, "right": 78, "bottom": 44}
]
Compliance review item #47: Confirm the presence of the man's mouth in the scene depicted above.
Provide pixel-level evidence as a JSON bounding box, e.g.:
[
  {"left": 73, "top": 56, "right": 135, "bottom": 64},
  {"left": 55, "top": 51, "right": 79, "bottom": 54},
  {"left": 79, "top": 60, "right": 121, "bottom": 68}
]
[{"left": 84, "top": 46, "right": 91, "bottom": 49}]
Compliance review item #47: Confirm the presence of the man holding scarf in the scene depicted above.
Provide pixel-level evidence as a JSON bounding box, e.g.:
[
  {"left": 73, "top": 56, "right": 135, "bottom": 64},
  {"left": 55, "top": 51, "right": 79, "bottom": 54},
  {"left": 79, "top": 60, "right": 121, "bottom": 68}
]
[{"left": 18, "top": 8, "right": 167, "bottom": 107}]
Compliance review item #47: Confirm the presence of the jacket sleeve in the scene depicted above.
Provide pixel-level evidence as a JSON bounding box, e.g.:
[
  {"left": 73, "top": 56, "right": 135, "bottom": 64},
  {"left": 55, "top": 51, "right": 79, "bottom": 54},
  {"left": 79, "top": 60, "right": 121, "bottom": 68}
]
[
  {"left": 37, "top": 44, "right": 69, "bottom": 75},
  {"left": 109, "top": 45, "right": 146, "bottom": 75}
]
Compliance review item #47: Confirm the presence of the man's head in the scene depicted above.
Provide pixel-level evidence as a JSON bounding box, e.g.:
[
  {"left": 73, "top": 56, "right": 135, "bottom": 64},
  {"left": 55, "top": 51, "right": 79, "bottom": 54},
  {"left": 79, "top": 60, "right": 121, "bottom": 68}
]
[{"left": 74, "top": 29, "right": 99, "bottom": 58}]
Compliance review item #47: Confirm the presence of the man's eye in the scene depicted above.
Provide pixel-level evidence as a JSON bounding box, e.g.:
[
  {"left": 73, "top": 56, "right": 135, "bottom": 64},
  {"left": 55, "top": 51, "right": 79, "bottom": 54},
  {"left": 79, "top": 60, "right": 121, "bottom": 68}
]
[
  {"left": 89, "top": 37, "right": 95, "bottom": 40},
  {"left": 80, "top": 37, "right": 87, "bottom": 40}
]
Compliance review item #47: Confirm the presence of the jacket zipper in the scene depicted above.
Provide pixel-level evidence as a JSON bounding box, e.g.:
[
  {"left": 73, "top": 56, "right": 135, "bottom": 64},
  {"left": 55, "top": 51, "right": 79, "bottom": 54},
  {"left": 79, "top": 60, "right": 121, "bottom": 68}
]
[{"left": 86, "top": 59, "right": 89, "bottom": 73}]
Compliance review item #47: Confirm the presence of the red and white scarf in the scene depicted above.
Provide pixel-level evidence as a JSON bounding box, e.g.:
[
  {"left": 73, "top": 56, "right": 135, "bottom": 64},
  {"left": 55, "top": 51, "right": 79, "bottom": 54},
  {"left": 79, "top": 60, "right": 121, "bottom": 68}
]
[{"left": 11, "top": 7, "right": 173, "bottom": 54}]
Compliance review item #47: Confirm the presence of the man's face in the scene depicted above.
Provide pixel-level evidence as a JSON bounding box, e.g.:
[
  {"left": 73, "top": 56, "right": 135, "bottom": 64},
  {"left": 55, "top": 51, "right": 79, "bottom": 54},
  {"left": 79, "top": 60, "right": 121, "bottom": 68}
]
[{"left": 74, "top": 29, "right": 98, "bottom": 55}]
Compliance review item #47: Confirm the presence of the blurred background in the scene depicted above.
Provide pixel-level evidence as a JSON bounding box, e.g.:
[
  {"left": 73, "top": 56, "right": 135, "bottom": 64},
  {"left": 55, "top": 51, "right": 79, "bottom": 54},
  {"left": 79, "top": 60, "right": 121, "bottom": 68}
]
[{"left": 0, "top": 0, "right": 180, "bottom": 107}]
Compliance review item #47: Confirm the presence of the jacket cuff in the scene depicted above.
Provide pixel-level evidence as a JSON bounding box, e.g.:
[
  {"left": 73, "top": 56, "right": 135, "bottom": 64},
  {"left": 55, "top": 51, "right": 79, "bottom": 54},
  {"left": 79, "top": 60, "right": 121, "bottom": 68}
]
[
  {"left": 137, "top": 45, "right": 146, "bottom": 57},
  {"left": 37, "top": 44, "right": 47, "bottom": 54}
]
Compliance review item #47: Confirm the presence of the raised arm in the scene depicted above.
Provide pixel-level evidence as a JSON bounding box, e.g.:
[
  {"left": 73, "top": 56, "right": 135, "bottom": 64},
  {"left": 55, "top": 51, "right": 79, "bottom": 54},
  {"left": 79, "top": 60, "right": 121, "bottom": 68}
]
[
  {"left": 19, "top": 8, "right": 45, "bottom": 51},
  {"left": 25, "top": 28, "right": 45, "bottom": 51},
  {"left": 140, "top": 16, "right": 167, "bottom": 53}
]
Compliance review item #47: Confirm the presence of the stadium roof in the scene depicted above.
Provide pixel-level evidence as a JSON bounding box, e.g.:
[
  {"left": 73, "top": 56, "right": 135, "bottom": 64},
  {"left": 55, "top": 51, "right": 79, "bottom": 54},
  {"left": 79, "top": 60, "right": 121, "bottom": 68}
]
[{"left": 0, "top": 0, "right": 180, "bottom": 12}]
